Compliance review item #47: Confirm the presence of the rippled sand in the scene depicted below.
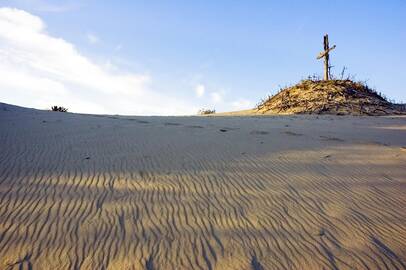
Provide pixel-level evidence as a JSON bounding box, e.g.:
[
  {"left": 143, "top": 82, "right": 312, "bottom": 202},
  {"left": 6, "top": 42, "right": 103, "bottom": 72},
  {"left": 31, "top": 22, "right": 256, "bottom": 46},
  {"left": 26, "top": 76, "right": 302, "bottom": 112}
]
[{"left": 1, "top": 103, "right": 405, "bottom": 269}]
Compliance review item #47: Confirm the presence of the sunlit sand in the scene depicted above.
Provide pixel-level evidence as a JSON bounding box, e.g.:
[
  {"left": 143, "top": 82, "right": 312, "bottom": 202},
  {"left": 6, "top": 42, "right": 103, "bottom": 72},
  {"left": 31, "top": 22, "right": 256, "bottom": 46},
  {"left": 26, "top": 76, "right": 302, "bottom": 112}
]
[{"left": 1, "top": 103, "right": 405, "bottom": 269}]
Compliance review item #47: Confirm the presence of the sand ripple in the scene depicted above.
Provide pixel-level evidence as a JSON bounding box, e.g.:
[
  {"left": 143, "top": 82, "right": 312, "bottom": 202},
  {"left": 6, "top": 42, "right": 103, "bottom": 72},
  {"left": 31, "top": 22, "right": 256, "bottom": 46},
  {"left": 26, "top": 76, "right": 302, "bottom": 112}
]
[{"left": 1, "top": 104, "right": 406, "bottom": 269}]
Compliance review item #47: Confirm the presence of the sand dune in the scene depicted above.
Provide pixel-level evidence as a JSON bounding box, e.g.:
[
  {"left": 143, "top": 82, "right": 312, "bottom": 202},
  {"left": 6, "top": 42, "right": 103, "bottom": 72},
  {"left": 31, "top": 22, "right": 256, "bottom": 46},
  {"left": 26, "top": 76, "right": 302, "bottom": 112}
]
[{"left": 0, "top": 102, "right": 406, "bottom": 269}]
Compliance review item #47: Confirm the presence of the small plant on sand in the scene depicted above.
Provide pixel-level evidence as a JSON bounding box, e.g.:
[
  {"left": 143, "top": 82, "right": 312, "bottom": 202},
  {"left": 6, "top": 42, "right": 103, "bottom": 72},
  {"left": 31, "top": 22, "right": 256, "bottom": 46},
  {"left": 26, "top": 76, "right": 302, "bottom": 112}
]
[
  {"left": 198, "top": 108, "right": 216, "bottom": 115},
  {"left": 51, "top": 106, "right": 68, "bottom": 112}
]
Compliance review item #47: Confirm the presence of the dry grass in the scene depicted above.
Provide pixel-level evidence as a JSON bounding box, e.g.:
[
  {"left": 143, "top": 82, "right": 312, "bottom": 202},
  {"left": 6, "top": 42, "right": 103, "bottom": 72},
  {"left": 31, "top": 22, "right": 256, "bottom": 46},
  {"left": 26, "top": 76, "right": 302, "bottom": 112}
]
[{"left": 256, "top": 80, "right": 405, "bottom": 116}]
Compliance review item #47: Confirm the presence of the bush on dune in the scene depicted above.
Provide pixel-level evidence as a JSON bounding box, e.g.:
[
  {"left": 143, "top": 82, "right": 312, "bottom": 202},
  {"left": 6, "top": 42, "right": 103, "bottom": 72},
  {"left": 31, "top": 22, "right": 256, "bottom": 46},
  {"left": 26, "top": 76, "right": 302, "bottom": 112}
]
[
  {"left": 198, "top": 109, "right": 216, "bottom": 115},
  {"left": 51, "top": 106, "right": 68, "bottom": 112}
]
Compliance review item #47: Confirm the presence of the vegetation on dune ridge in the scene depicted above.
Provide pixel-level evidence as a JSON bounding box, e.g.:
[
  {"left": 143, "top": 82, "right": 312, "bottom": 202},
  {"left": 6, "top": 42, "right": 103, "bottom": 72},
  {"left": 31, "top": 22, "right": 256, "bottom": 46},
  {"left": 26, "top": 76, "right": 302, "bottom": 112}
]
[
  {"left": 256, "top": 79, "right": 405, "bottom": 116},
  {"left": 51, "top": 106, "right": 68, "bottom": 112},
  {"left": 198, "top": 108, "right": 216, "bottom": 115}
]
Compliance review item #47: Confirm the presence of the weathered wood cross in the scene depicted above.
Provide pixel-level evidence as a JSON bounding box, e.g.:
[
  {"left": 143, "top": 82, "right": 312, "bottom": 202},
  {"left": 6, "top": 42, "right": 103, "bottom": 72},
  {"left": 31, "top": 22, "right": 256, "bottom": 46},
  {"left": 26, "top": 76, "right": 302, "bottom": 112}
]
[{"left": 317, "top": 34, "right": 336, "bottom": 80}]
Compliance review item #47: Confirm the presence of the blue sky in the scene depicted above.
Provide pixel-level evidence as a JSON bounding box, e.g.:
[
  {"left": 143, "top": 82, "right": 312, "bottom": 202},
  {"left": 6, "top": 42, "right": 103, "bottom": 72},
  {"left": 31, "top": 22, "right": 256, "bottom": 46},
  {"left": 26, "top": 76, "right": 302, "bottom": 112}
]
[{"left": 0, "top": 0, "right": 405, "bottom": 115}]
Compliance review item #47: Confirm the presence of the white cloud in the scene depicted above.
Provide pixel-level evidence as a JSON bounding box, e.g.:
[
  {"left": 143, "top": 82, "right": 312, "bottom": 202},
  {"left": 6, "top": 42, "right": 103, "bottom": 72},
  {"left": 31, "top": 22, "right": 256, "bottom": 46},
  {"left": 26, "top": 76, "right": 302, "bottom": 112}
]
[
  {"left": 210, "top": 92, "right": 223, "bottom": 103},
  {"left": 0, "top": 7, "right": 197, "bottom": 115},
  {"left": 195, "top": 84, "right": 205, "bottom": 97},
  {"left": 86, "top": 33, "right": 99, "bottom": 45},
  {"left": 9, "top": 0, "right": 82, "bottom": 13}
]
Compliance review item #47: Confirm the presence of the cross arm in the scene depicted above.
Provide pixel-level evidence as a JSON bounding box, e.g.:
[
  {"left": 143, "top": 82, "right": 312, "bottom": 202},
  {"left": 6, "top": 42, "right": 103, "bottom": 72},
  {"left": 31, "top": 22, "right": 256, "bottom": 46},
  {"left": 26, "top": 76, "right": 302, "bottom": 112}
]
[{"left": 317, "top": 45, "right": 336, "bottom": 59}]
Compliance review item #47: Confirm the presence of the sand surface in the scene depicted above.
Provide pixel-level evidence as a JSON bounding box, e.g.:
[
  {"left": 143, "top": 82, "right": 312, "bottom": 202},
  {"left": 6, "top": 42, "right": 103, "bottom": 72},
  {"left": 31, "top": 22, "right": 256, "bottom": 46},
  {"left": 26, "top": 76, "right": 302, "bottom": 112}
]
[{"left": 1, "top": 102, "right": 406, "bottom": 270}]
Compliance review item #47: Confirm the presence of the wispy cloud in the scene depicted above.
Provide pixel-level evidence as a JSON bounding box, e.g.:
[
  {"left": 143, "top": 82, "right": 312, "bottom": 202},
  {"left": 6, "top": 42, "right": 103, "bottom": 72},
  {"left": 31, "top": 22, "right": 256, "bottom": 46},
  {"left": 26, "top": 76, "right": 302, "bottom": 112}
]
[
  {"left": 86, "top": 33, "right": 100, "bottom": 44},
  {"left": 195, "top": 84, "right": 205, "bottom": 97},
  {"left": 0, "top": 8, "right": 197, "bottom": 115}
]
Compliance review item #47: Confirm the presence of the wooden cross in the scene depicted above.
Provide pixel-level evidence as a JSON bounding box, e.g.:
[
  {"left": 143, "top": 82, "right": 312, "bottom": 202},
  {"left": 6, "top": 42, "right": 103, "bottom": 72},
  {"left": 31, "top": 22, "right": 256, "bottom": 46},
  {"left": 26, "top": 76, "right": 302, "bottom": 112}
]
[{"left": 317, "top": 34, "right": 336, "bottom": 80}]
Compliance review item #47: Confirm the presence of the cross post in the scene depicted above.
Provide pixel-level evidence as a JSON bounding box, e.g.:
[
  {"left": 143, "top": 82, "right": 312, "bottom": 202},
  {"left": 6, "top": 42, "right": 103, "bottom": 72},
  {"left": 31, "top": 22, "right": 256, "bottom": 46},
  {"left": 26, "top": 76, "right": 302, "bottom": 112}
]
[{"left": 317, "top": 34, "right": 336, "bottom": 80}]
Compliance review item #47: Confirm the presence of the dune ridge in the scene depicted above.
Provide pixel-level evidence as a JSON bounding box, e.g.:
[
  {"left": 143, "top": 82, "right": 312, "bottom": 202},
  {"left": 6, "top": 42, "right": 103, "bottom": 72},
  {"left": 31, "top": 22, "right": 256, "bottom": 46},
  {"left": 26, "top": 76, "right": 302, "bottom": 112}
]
[
  {"left": 0, "top": 103, "right": 406, "bottom": 269},
  {"left": 255, "top": 80, "right": 406, "bottom": 116}
]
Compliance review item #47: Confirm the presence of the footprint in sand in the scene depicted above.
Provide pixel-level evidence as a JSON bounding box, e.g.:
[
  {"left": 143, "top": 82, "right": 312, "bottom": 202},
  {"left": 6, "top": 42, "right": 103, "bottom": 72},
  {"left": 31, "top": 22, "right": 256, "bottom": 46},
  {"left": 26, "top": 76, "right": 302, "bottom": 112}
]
[
  {"left": 320, "top": 135, "right": 344, "bottom": 142},
  {"left": 125, "top": 119, "right": 150, "bottom": 124},
  {"left": 7, "top": 253, "right": 33, "bottom": 270},
  {"left": 284, "top": 131, "right": 303, "bottom": 136},
  {"left": 145, "top": 255, "right": 154, "bottom": 270},
  {"left": 219, "top": 127, "right": 239, "bottom": 132},
  {"left": 251, "top": 255, "right": 264, "bottom": 270},
  {"left": 250, "top": 130, "right": 269, "bottom": 135},
  {"left": 164, "top": 122, "right": 182, "bottom": 126},
  {"left": 317, "top": 228, "right": 326, "bottom": 237},
  {"left": 366, "top": 141, "right": 390, "bottom": 147},
  {"left": 136, "top": 120, "right": 150, "bottom": 124},
  {"left": 185, "top": 125, "right": 204, "bottom": 129}
]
